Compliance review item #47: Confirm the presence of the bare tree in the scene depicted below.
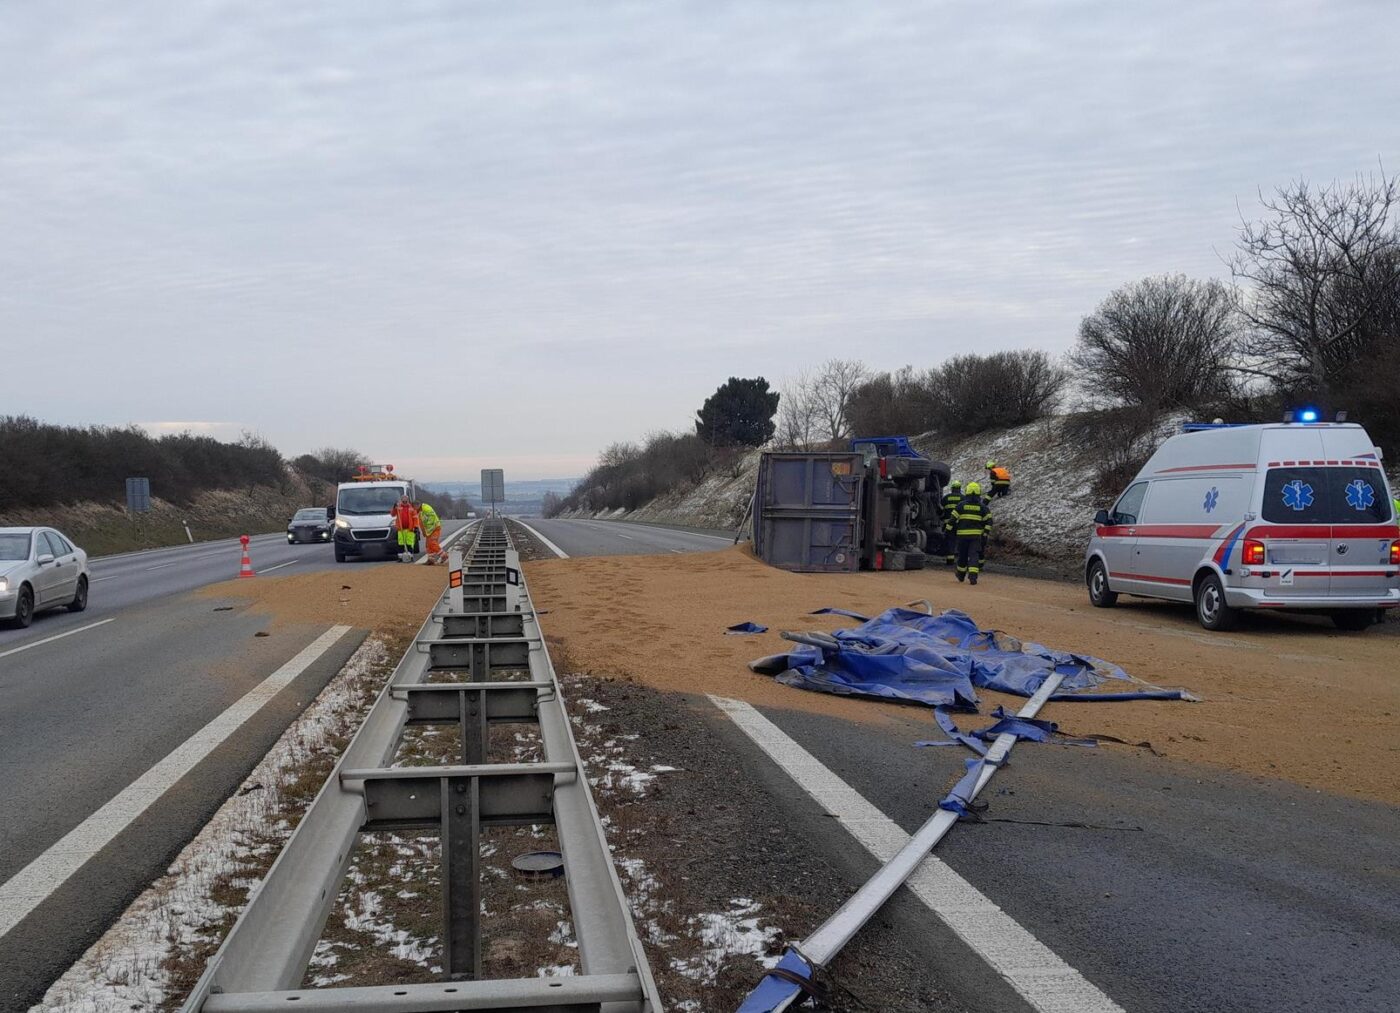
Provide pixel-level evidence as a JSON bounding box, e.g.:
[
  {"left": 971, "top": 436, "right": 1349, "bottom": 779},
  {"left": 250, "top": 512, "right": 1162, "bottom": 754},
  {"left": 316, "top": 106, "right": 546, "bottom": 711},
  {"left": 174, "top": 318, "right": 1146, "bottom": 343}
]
[
  {"left": 1071, "top": 274, "right": 1240, "bottom": 408},
  {"left": 811, "top": 358, "right": 870, "bottom": 440},
  {"left": 774, "top": 369, "right": 822, "bottom": 448},
  {"left": 930, "top": 351, "right": 1069, "bottom": 434},
  {"left": 1231, "top": 172, "right": 1400, "bottom": 393}
]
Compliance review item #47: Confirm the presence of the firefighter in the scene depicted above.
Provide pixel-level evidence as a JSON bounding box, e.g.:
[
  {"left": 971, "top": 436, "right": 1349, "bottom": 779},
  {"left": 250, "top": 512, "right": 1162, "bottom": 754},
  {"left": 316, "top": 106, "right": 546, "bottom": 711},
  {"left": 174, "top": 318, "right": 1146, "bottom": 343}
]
[
  {"left": 954, "top": 481, "right": 992, "bottom": 584},
  {"left": 986, "top": 460, "right": 1011, "bottom": 497},
  {"left": 939, "top": 480, "right": 963, "bottom": 565},
  {"left": 390, "top": 495, "right": 421, "bottom": 559}
]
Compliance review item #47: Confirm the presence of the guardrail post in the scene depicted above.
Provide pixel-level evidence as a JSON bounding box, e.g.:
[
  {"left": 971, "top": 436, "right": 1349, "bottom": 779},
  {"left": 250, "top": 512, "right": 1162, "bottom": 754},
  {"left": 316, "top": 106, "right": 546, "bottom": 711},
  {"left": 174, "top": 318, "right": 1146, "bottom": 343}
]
[
  {"left": 448, "top": 549, "right": 464, "bottom": 613},
  {"left": 442, "top": 775, "right": 482, "bottom": 979}
]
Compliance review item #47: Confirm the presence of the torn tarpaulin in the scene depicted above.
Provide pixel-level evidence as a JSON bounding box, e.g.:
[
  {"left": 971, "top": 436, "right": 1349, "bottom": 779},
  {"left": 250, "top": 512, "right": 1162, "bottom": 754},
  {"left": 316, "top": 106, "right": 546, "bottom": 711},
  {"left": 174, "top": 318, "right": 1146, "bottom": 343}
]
[
  {"left": 751, "top": 606, "right": 1191, "bottom": 708},
  {"left": 918, "top": 705, "right": 1098, "bottom": 753},
  {"left": 726, "top": 621, "right": 769, "bottom": 634},
  {"left": 736, "top": 948, "right": 820, "bottom": 1013}
]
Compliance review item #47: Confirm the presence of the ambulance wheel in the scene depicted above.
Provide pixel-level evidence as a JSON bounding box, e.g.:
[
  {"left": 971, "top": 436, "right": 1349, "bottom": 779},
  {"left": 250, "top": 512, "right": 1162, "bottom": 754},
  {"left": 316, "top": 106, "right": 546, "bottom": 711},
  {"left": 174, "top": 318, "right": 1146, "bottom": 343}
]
[
  {"left": 1087, "top": 560, "right": 1117, "bottom": 608},
  {"left": 1194, "top": 573, "right": 1238, "bottom": 631},
  {"left": 1331, "top": 610, "right": 1373, "bottom": 632}
]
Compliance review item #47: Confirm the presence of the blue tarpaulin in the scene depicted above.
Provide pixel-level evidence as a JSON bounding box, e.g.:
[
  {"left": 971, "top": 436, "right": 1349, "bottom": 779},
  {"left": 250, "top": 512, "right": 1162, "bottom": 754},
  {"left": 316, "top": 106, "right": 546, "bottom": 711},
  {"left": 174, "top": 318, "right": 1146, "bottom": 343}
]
[
  {"left": 751, "top": 606, "right": 1192, "bottom": 709},
  {"left": 726, "top": 621, "right": 769, "bottom": 634}
]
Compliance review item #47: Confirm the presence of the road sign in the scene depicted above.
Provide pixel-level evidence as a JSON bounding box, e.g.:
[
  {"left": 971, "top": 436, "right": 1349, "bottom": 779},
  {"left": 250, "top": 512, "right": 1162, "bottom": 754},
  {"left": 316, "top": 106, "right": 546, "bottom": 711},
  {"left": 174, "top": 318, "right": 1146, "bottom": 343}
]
[
  {"left": 480, "top": 468, "right": 504, "bottom": 516},
  {"left": 125, "top": 477, "right": 151, "bottom": 513}
]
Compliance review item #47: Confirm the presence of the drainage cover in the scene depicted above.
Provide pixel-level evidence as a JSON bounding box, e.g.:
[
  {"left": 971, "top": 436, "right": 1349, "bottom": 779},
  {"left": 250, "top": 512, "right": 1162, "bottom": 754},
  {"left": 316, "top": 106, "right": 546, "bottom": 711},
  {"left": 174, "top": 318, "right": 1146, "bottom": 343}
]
[{"left": 511, "top": 850, "right": 565, "bottom": 878}]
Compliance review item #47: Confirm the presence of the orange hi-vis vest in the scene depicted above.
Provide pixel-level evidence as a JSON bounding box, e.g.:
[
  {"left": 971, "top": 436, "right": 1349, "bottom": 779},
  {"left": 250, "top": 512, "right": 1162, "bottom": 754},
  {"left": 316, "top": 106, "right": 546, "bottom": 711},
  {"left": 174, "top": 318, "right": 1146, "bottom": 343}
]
[
  {"left": 392, "top": 503, "right": 420, "bottom": 530},
  {"left": 991, "top": 466, "right": 1011, "bottom": 482}
]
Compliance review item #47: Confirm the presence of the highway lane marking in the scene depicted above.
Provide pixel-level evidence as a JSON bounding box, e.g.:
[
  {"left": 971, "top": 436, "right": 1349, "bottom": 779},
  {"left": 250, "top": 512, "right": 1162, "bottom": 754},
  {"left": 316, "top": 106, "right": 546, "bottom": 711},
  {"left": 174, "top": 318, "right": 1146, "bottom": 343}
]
[
  {"left": 0, "top": 619, "right": 116, "bottom": 660},
  {"left": 259, "top": 559, "right": 299, "bottom": 574},
  {"left": 513, "top": 519, "right": 570, "bottom": 558},
  {"left": 670, "top": 549, "right": 684, "bottom": 554},
  {"left": 614, "top": 533, "right": 635, "bottom": 540},
  {"left": 0, "top": 625, "right": 354, "bottom": 941},
  {"left": 145, "top": 561, "right": 180, "bottom": 571},
  {"left": 710, "top": 695, "right": 1125, "bottom": 1013}
]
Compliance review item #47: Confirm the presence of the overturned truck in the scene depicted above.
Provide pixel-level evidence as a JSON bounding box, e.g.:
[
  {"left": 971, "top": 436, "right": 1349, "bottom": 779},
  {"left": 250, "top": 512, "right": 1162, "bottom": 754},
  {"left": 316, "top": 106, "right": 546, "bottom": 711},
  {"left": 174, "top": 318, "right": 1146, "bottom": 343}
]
[{"left": 754, "top": 436, "right": 952, "bottom": 572}]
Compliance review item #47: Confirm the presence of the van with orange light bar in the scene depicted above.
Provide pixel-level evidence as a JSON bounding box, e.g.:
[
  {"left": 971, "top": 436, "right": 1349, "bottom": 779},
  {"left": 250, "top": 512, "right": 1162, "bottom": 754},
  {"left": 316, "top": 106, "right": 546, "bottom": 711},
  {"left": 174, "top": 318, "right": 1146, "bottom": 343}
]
[{"left": 1084, "top": 419, "right": 1398, "bottom": 631}]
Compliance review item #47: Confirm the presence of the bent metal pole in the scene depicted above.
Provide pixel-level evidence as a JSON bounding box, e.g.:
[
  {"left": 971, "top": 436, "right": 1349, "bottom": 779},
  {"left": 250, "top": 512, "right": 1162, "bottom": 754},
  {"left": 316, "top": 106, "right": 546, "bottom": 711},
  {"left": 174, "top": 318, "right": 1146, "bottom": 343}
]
[{"left": 739, "top": 669, "right": 1067, "bottom": 1013}]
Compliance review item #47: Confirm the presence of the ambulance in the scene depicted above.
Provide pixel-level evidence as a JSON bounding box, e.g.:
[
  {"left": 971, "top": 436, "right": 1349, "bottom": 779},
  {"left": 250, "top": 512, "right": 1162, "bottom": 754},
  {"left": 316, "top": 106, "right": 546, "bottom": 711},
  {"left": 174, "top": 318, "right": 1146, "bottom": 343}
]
[{"left": 1085, "top": 417, "right": 1398, "bottom": 631}]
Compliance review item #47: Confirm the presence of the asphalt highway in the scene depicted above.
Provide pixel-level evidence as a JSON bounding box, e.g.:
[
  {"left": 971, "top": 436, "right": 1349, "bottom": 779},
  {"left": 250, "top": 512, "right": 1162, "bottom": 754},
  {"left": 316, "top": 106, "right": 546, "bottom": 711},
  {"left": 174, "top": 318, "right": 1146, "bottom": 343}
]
[
  {"left": 0, "top": 521, "right": 465, "bottom": 650},
  {"left": 518, "top": 516, "right": 736, "bottom": 556},
  {"left": 0, "top": 522, "right": 465, "bottom": 1009},
  {"left": 706, "top": 701, "right": 1399, "bottom": 1013}
]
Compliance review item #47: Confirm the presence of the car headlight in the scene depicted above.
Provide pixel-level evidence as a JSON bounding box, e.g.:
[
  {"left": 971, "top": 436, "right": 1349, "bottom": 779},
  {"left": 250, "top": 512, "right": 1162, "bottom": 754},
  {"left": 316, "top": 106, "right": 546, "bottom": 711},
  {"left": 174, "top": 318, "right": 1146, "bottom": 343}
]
[
  {"left": 335, "top": 517, "right": 351, "bottom": 529},
  {"left": 0, "top": 578, "right": 7, "bottom": 592}
]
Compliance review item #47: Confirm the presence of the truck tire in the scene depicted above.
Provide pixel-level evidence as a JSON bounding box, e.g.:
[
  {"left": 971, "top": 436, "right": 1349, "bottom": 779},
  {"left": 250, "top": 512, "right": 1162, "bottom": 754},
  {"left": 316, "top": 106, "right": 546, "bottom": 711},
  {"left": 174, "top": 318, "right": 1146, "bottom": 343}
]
[
  {"left": 905, "top": 550, "right": 926, "bottom": 570},
  {"left": 927, "top": 460, "right": 953, "bottom": 486},
  {"left": 884, "top": 456, "right": 932, "bottom": 480}
]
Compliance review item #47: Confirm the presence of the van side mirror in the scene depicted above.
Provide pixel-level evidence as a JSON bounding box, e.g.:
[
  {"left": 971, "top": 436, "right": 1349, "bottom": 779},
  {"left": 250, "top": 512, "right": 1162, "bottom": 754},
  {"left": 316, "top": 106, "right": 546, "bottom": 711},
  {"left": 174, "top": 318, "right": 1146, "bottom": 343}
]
[
  {"left": 327, "top": 505, "right": 336, "bottom": 519},
  {"left": 1093, "top": 508, "right": 1111, "bottom": 526}
]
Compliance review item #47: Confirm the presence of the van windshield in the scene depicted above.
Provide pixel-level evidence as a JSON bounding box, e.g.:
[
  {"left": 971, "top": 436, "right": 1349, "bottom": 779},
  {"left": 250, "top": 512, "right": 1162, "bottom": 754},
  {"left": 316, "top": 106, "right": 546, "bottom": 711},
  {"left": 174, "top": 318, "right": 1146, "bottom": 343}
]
[
  {"left": 1261, "top": 467, "right": 1392, "bottom": 524},
  {"left": 337, "top": 486, "right": 404, "bottom": 515}
]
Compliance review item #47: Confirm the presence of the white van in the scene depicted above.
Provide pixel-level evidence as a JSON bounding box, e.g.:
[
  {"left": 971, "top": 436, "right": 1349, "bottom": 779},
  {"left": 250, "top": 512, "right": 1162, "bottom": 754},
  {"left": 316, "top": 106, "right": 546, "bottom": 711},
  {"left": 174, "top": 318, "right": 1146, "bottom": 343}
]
[
  {"left": 1085, "top": 421, "right": 1398, "bottom": 631},
  {"left": 332, "top": 471, "right": 417, "bottom": 562}
]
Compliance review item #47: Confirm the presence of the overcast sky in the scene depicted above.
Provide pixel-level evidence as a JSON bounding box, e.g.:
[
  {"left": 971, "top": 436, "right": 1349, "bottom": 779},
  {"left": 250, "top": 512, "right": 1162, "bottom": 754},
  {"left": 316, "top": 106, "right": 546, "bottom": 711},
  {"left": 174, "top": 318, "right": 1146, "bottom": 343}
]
[{"left": 3, "top": 1, "right": 1397, "bottom": 480}]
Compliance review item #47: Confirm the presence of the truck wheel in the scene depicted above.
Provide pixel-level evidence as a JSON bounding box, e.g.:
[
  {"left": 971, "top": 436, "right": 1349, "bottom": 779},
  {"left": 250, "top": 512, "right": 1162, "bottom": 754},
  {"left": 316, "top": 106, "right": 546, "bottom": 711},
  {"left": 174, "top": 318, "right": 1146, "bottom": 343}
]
[
  {"left": 927, "top": 460, "right": 953, "bottom": 486},
  {"left": 1194, "top": 573, "right": 1239, "bottom": 631},
  {"left": 905, "top": 550, "right": 926, "bottom": 570},
  {"left": 1331, "top": 610, "right": 1373, "bottom": 632},
  {"left": 1087, "top": 560, "right": 1117, "bottom": 608},
  {"left": 884, "top": 457, "right": 932, "bottom": 479}
]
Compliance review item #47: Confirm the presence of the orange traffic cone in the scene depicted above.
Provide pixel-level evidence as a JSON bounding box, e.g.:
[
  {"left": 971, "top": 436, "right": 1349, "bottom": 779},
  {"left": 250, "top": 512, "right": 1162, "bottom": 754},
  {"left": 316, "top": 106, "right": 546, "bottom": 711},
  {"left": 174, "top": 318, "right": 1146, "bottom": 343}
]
[{"left": 238, "top": 534, "right": 256, "bottom": 578}]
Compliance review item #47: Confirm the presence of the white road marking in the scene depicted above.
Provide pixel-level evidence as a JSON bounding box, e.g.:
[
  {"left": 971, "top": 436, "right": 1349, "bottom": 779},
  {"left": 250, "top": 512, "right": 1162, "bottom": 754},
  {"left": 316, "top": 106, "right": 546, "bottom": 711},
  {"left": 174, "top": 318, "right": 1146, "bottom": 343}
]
[
  {"left": 258, "top": 559, "right": 299, "bottom": 574},
  {"left": 670, "top": 549, "right": 684, "bottom": 554},
  {"left": 513, "top": 519, "right": 569, "bottom": 558},
  {"left": 614, "top": 533, "right": 635, "bottom": 540},
  {"left": 710, "top": 695, "right": 1125, "bottom": 1013},
  {"left": 89, "top": 575, "right": 119, "bottom": 583},
  {"left": 0, "top": 625, "right": 354, "bottom": 941},
  {"left": 0, "top": 618, "right": 116, "bottom": 660},
  {"left": 144, "top": 561, "right": 179, "bottom": 571}
]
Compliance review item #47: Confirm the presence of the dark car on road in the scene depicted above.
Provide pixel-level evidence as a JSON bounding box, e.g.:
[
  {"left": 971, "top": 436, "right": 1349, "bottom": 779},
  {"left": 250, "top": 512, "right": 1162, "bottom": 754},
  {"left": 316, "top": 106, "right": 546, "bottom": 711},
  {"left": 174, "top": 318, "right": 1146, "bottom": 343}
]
[{"left": 287, "top": 507, "right": 333, "bottom": 544}]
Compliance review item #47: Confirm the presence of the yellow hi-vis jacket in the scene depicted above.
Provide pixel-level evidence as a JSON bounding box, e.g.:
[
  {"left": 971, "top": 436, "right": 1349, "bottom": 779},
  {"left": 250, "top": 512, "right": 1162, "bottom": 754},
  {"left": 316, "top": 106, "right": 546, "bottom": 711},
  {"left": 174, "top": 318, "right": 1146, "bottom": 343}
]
[{"left": 419, "top": 503, "right": 440, "bottom": 533}]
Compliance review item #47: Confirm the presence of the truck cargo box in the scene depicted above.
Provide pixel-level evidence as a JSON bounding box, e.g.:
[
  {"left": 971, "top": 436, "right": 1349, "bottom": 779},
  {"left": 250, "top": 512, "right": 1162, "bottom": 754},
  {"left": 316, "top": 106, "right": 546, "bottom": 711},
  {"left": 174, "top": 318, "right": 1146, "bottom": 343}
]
[{"left": 754, "top": 452, "right": 864, "bottom": 572}]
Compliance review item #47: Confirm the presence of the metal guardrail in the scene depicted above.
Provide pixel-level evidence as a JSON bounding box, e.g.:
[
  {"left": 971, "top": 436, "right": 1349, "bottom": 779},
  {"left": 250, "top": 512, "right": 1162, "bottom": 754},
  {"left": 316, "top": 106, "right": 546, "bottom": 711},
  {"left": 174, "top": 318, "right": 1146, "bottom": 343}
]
[{"left": 182, "top": 520, "right": 660, "bottom": 1012}]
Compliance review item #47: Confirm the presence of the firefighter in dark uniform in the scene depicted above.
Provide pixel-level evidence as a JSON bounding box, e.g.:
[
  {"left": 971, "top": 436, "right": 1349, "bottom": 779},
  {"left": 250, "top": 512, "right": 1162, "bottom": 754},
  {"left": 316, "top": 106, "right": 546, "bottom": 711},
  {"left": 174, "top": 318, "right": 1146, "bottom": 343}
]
[
  {"left": 954, "top": 481, "right": 992, "bottom": 584},
  {"left": 939, "top": 479, "right": 963, "bottom": 565}
]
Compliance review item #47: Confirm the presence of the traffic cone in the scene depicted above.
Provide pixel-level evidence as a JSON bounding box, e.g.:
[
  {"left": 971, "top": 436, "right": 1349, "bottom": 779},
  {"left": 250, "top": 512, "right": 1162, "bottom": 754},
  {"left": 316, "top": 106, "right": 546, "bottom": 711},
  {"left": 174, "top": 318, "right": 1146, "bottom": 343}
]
[{"left": 238, "top": 534, "right": 256, "bottom": 578}]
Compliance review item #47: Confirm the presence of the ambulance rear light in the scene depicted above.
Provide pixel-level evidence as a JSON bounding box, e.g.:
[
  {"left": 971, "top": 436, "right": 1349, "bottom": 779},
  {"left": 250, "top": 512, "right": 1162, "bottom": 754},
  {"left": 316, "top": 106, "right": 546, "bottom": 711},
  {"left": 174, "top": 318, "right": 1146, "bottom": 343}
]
[
  {"left": 1242, "top": 540, "right": 1266, "bottom": 566},
  {"left": 1391, "top": 540, "right": 1399, "bottom": 566}
]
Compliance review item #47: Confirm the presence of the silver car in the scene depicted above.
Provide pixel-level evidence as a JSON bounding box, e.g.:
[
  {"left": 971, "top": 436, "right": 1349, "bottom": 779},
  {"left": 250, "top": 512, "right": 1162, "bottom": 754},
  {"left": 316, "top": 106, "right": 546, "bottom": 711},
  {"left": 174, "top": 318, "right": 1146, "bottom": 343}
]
[{"left": 0, "top": 527, "right": 91, "bottom": 628}]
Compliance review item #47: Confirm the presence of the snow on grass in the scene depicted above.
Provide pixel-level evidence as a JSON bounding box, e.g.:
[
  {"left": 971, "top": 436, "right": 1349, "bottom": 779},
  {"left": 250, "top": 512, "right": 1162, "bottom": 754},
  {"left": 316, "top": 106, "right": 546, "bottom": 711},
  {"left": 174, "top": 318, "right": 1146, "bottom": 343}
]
[
  {"left": 30, "top": 638, "right": 392, "bottom": 1013},
  {"left": 671, "top": 898, "right": 782, "bottom": 983}
]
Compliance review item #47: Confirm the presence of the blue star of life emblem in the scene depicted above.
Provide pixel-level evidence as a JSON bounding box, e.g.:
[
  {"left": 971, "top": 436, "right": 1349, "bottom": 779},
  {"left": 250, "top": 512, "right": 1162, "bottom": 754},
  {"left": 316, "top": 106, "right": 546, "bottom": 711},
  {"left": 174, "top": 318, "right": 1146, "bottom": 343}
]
[
  {"left": 1202, "top": 487, "right": 1219, "bottom": 513},
  {"left": 1281, "top": 480, "right": 1314, "bottom": 512},
  {"left": 1344, "top": 479, "right": 1375, "bottom": 511}
]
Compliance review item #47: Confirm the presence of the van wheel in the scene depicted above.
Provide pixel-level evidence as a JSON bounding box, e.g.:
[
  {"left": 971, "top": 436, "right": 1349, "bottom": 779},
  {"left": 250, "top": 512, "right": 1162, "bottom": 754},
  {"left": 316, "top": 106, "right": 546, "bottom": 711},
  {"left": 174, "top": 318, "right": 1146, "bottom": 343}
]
[
  {"left": 1087, "top": 560, "right": 1117, "bottom": 608},
  {"left": 1194, "top": 573, "right": 1238, "bottom": 631},
  {"left": 1331, "top": 610, "right": 1373, "bottom": 632},
  {"left": 334, "top": 548, "right": 347, "bottom": 563}
]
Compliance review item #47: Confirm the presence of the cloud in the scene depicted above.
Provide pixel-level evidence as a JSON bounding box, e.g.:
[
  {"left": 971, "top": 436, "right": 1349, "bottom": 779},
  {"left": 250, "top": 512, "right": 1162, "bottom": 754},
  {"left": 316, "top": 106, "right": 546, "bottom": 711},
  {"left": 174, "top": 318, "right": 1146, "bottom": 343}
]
[{"left": 3, "top": 1, "right": 1397, "bottom": 479}]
